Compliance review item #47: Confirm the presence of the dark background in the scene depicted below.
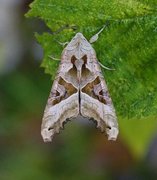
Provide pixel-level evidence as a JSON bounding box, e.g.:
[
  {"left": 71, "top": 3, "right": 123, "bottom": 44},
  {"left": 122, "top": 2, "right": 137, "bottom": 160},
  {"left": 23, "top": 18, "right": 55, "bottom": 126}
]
[{"left": 0, "top": 1, "right": 157, "bottom": 179}]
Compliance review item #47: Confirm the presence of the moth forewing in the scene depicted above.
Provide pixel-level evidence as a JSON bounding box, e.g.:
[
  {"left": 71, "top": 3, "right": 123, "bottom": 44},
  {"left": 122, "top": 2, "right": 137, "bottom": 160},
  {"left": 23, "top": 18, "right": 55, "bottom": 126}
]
[{"left": 41, "top": 32, "right": 118, "bottom": 142}]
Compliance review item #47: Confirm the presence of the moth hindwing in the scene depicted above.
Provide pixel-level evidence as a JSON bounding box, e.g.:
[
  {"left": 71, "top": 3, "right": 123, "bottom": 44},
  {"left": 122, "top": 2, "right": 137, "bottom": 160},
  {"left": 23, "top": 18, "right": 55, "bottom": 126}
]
[{"left": 41, "top": 33, "right": 118, "bottom": 142}]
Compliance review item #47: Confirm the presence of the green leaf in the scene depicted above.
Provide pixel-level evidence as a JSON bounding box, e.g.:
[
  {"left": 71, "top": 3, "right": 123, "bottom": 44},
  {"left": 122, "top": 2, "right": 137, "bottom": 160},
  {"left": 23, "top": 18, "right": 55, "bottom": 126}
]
[{"left": 26, "top": 0, "right": 157, "bottom": 118}]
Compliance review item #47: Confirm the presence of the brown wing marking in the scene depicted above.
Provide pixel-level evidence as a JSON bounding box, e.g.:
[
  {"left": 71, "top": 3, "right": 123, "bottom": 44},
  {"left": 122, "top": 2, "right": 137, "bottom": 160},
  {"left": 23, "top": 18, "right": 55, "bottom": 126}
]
[
  {"left": 81, "top": 67, "right": 118, "bottom": 140},
  {"left": 41, "top": 77, "right": 79, "bottom": 142}
]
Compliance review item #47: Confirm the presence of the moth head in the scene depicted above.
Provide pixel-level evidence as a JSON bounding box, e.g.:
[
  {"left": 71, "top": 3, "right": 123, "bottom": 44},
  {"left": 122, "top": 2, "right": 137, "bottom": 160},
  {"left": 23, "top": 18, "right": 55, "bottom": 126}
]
[
  {"left": 72, "top": 33, "right": 87, "bottom": 43},
  {"left": 66, "top": 32, "right": 91, "bottom": 50}
]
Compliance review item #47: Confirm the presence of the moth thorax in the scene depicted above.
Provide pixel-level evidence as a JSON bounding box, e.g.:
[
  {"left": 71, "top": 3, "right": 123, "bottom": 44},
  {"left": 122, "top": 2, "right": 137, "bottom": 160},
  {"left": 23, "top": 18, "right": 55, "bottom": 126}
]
[
  {"left": 74, "top": 59, "right": 84, "bottom": 70},
  {"left": 74, "top": 59, "right": 84, "bottom": 82}
]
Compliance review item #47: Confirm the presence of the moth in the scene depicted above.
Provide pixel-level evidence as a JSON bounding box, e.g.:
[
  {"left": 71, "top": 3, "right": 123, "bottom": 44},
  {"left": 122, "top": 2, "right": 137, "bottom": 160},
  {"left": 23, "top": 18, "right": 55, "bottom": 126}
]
[{"left": 41, "top": 32, "right": 118, "bottom": 142}]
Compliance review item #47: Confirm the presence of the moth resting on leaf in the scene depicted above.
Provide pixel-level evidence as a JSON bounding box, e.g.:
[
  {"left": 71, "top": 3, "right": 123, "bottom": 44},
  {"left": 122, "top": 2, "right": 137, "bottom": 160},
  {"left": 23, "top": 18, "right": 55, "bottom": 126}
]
[{"left": 41, "top": 32, "right": 118, "bottom": 142}]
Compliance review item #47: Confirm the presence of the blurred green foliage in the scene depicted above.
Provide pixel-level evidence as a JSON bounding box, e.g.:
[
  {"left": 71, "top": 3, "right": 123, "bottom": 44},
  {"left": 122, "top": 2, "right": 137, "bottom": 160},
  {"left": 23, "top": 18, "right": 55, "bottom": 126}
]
[{"left": 1, "top": 1, "right": 157, "bottom": 179}]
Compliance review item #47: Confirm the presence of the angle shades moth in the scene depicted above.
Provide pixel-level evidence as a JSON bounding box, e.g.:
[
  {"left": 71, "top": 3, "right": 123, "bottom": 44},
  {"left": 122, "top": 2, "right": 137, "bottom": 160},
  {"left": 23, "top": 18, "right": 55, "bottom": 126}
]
[{"left": 41, "top": 32, "right": 118, "bottom": 142}]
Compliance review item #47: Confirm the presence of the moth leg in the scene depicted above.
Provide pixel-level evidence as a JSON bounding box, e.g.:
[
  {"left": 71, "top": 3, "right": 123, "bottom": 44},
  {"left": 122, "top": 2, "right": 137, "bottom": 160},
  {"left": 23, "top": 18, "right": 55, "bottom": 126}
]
[
  {"left": 55, "top": 40, "right": 69, "bottom": 47},
  {"left": 48, "top": 55, "right": 60, "bottom": 61},
  {"left": 89, "top": 22, "right": 109, "bottom": 43},
  {"left": 98, "top": 62, "right": 115, "bottom": 71}
]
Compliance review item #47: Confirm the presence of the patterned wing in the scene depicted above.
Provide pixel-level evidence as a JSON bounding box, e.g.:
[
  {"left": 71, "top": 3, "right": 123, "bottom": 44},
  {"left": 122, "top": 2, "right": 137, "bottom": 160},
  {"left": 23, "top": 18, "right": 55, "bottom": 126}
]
[
  {"left": 80, "top": 52, "right": 118, "bottom": 141},
  {"left": 41, "top": 77, "right": 79, "bottom": 142}
]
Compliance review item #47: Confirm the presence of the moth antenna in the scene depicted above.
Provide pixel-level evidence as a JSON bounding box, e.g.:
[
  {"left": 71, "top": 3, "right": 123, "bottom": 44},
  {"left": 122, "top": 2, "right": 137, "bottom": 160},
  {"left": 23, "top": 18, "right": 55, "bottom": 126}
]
[
  {"left": 99, "top": 62, "right": 115, "bottom": 71},
  {"left": 89, "top": 21, "right": 110, "bottom": 43},
  {"left": 97, "top": 24, "right": 106, "bottom": 35},
  {"left": 48, "top": 55, "right": 60, "bottom": 61}
]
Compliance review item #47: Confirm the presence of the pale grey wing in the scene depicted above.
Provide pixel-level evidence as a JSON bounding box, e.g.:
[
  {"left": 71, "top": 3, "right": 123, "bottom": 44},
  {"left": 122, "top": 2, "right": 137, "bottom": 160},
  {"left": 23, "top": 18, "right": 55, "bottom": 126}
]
[
  {"left": 41, "top": 77, "right": 79, "bottom": 142},
  {"left": 80, "top": 57, "right": 118, "bottom": 141}
]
